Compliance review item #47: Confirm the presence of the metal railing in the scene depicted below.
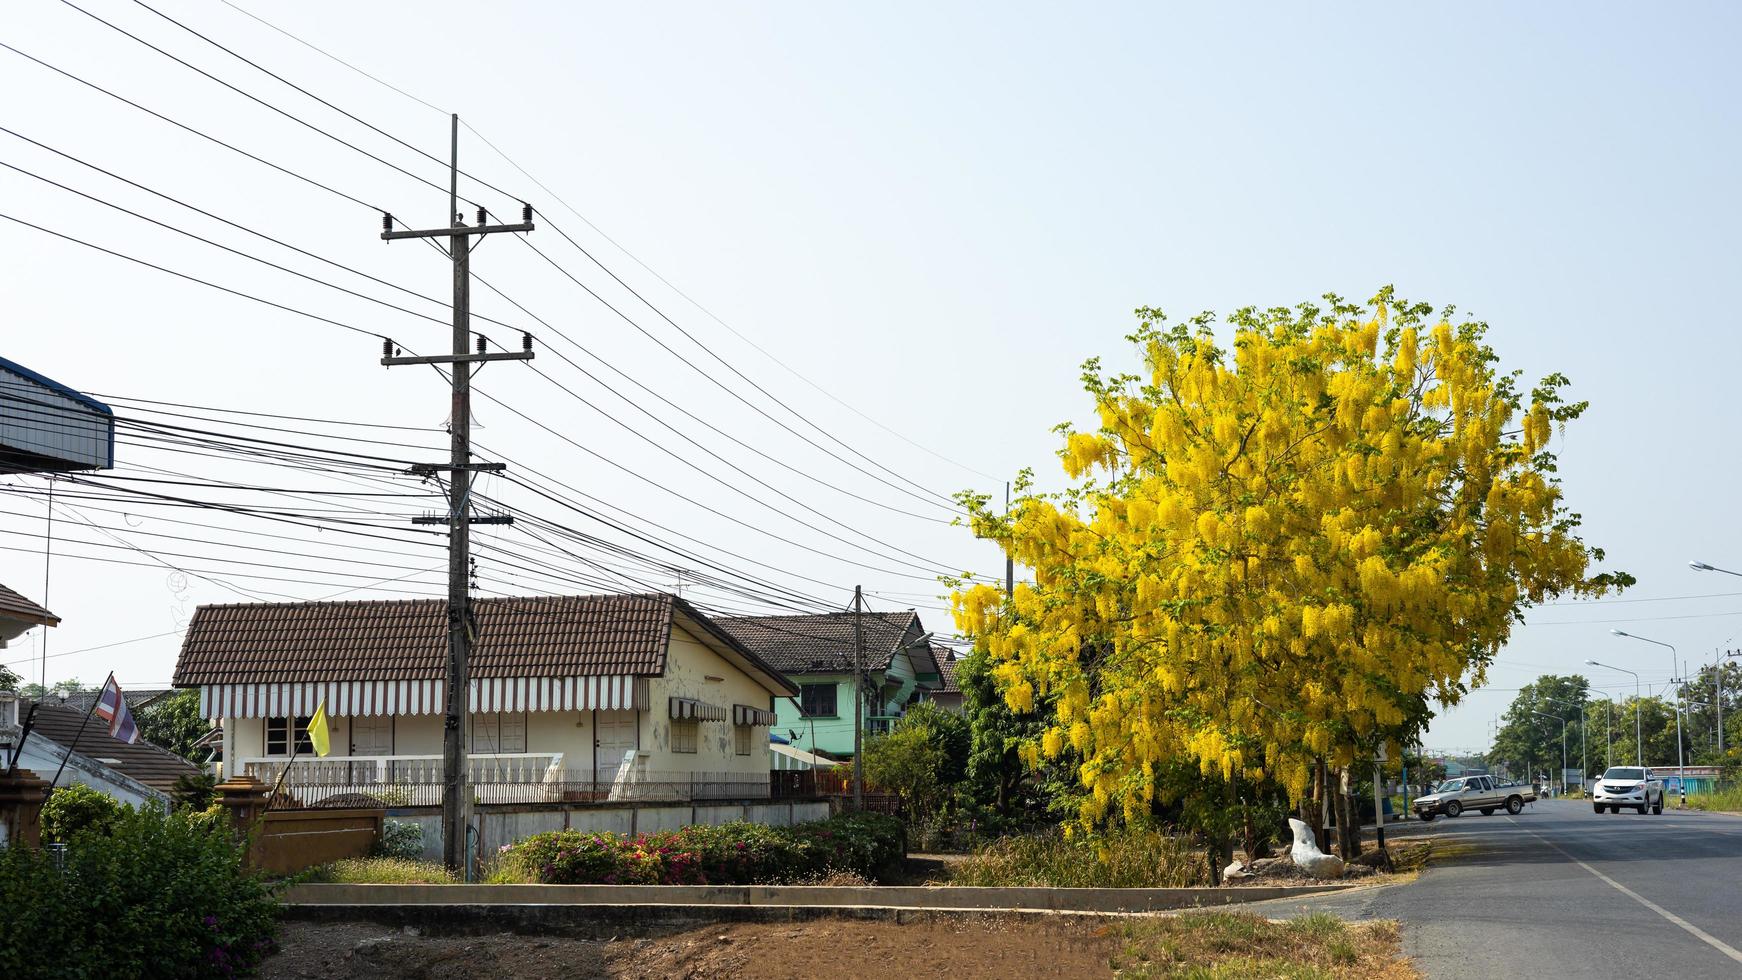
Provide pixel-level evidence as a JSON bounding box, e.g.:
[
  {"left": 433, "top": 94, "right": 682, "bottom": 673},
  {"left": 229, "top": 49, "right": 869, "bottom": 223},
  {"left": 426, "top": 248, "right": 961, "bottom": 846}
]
[{"left": 240, "top": 754, "right": 771, "bottom": 807}]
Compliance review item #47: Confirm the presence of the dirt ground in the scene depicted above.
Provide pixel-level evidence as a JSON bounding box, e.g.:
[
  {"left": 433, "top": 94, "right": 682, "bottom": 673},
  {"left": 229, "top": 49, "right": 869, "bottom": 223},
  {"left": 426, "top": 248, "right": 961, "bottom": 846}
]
[{"left": 263, "top": 918, "right": 1119, "bottom": 980}]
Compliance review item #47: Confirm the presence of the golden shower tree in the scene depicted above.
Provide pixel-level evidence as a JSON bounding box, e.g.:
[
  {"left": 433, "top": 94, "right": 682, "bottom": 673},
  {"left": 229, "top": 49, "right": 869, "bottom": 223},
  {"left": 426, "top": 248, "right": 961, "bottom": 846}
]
[{"left": 953, "top": 289, "right": 1627, "bottom": 829}]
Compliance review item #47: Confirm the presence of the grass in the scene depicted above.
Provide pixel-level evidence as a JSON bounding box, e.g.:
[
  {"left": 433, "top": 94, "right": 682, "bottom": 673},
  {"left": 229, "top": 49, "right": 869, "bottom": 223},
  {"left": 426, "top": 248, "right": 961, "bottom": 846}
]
[
  {"left": 1108, "top": 911, "right": 1418, "bottom": 978},
  {"left": 947, "top": 826, "right": 1213, "bottom": 889},
  {"left": 303, "top": 858, "right": 456, "bottom": 884},
  {"left": 1683, "top": 787, "right": 1742, "bottom": 813}
]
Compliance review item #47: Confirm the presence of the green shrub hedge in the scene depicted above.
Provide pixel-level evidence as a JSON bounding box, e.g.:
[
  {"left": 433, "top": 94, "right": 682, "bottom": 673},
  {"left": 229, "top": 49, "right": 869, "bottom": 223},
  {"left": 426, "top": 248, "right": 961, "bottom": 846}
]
[
  {"left": 41, "top": 783, "right": 124, "bottom": 844},
  {"left": 0, "top": 803, "right": 277, "bottom": 978},
  {"left": 496, "top": 812, "right": 904, "bottom": 885}
]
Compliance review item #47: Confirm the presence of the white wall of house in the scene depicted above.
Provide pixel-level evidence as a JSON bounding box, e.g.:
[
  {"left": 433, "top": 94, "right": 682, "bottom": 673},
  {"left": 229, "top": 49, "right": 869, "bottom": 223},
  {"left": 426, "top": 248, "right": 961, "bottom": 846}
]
[{"left": 643, "top": 624, "right": 776, "bottom": 778}]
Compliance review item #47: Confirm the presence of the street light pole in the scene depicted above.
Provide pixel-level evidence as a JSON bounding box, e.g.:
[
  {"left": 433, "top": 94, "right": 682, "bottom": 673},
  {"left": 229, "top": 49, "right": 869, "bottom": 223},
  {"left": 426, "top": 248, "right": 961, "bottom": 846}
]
[
  {"left": 1612, "top": 630, "right": 1685, "bottom": 808},
  {"left": 1545, "top": 696, "right": 1588, "bottom": 793},
  {"left": 1687, "top": 562, "right": 1742, "bottom": 758},
  {"left": 1532, "top": 710, "right": 1568, "bottom": 796},
  {"left": 1588, "top": 660, "right": 1641, "bottom": 768}
]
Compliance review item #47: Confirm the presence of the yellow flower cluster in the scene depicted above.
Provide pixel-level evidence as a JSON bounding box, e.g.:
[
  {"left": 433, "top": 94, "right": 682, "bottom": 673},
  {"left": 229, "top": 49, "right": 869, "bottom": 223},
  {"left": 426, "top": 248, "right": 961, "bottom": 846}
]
[{"left": 954, "top": 293, "right": 1619, "bottom": 825}]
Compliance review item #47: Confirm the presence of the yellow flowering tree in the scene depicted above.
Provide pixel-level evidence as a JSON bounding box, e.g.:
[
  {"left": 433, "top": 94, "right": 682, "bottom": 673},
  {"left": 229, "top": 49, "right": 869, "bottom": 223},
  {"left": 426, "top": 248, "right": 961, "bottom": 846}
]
[{"left": 953, "top": 289, "right": 1628, "bottom": 832}]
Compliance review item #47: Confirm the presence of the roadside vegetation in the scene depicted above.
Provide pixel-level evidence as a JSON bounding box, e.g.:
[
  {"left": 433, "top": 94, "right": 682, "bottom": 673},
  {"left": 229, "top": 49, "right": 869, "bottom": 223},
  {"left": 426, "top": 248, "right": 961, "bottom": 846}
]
[
  {"left": 303, "top": 857, "right": 455, "bottom": 884},
  {"left": 1684, "top": 786, "right": 1742, "bottom": 813},
  {"left": 950, "top": 825, "right": 1212, "bottom": 888},
  {"left": 487, "top": 812, "right": 904, "bottom": 885},
  {"left": 0, "top": 801, "right": 278, "bottom": 979},
  {"left": 1111, "top": 912, "right": 1418, "bottom": 979}
]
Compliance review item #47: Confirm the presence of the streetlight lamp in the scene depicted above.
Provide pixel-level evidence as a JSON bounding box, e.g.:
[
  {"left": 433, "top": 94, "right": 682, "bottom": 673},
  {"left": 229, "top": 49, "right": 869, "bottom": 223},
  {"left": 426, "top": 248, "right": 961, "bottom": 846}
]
[
  {"left": 1531, "top": 710, "right": 1569, "bottom": 796},
  {"left": 1612, "top": 629, "right": 1686, "bottom": 807},
  {"left": 1544, "top": 696, "right": 1589, "bottom": 794},
  {"left": 1587, "top": 660, "right": 1642, "bottom": 768}
]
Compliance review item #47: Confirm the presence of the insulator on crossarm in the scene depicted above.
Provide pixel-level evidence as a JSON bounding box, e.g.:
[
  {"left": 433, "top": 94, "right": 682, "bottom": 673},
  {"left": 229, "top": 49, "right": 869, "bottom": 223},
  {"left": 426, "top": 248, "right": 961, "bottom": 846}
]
[
  {"left": 477, "top": 207, "right": 487, "bottom": 227},
  {"left": 522, "top": 331, "right": 533, "bottom": 353},
  {"left": 382, "top": 213, "right": 393, "bottom": 233},
  {"left": 476, "top": 335, "right": 486, "bottom": 354},
  {"left": 382, "top": 338, "right": 393, "bottom": 359},
  {"left": 521, "top": 203, "right": 532, "bottom": 223}
]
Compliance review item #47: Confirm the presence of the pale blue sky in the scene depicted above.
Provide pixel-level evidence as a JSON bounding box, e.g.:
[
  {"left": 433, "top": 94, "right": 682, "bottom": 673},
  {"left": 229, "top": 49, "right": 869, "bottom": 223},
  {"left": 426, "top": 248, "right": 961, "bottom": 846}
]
[{"left": 1, "top": 2, "right": 1738, "bottom": 752}]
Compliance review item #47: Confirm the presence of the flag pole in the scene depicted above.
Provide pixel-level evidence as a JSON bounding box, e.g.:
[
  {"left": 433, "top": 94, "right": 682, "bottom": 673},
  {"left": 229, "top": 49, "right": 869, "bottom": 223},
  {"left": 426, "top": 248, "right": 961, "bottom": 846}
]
[
  {"left": 265, "top": 699, "right": 326, "bottom": 811},
  {"left": 47, "top": 671, "right": 113, "bottom": 791},
  {"left": 264, "top": 721, "right": 305, "bottom": 812}
]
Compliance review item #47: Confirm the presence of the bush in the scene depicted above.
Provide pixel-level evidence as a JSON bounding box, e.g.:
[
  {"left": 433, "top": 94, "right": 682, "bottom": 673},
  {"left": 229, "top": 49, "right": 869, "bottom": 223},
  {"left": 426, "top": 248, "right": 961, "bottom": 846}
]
[
  {"left": 496, "top": 812, "right": 904, "bottom": 886},
  {"left": 0, "top": 803, "right": 278, "bottom": 978},
  {"left": 372, "top": 820, "right": 425, "bottom": 861},
  {"left": 41, "top": 783, "right": 125, "bottom": 844}
]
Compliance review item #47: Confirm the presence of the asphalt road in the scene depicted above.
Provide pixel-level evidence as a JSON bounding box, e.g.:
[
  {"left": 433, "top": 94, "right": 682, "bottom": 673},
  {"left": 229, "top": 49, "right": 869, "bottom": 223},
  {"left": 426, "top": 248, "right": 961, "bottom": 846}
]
[{"left": 1244, "top": 799, "right": 1742, "bottom": 978}]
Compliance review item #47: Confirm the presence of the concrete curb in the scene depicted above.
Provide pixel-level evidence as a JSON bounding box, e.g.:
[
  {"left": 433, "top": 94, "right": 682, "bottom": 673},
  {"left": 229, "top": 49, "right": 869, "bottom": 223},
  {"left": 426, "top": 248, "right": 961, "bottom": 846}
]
[{"left": 284, "top": 881, "right": 1355, "bottom": 915}]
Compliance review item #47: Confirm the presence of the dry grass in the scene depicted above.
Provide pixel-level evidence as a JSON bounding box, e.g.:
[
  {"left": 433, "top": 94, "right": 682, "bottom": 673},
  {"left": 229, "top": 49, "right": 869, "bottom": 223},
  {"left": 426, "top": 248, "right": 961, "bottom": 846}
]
[
  {"left": 303, "top": 857, "right": 456, "bottom": 884},
  {"left": 1109, "top": 911, "right": 1419, "bottom": 979},
  {"left": 949, "top": 827, "right": 1212, "bottom": 888}
]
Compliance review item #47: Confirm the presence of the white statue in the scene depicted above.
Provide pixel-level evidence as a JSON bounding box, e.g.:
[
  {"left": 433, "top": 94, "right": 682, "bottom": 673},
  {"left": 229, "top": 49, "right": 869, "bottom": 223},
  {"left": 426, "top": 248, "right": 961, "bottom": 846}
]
[{"left": 1287, "top": 817, "right": 1346, "bottom": 879}]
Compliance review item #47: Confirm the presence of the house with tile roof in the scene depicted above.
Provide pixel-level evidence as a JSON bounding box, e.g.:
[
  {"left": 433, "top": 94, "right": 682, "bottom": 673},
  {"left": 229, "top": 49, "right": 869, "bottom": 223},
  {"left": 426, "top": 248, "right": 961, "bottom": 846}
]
[
  {"left": 171, "top": 592, "right": 796, "bottom": 805},
  {"left": 715, "top": 610, "right": 934, "bottom": 758},
  {"left": 0, "top": 693, "right": 201, "bottom": 808},
  {"left": 0, "top": 581, "right": 59, "bottom": 651},
  {"left": 918, "top": 644, "right": 964, "bottom": 713}
]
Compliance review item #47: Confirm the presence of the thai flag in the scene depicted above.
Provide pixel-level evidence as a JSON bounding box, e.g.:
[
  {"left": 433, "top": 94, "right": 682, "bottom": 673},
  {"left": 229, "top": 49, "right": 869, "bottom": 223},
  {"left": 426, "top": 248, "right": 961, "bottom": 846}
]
[{"left": 94, "top": 676, "right": 139, "bottom": 744}]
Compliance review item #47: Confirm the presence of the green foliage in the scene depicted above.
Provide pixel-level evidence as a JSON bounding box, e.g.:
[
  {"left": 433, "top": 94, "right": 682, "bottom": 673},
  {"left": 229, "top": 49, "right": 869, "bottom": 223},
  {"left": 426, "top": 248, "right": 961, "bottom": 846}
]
[
  {"left": 863, "top": 726, "right": 947, "bottom": 816},
  {"left": 0, "top": 663, "right": 18, "bottom": 691},
  {"left": 138, "top": 689, "right": 212, "bottom": 762},
  {"left": 172, "top": 771, "right": 218, "bottom": 811},
  {"left": 495, "top": 813, "right": 905, "bottom": 886},
  {"left": 957, "top": 648, "right": 1055, "bottom": 823},
  {"left": 0, "top": 804, "right": 278, "bottom": 979},
  {"left": 42, "top": 783, "right": 124, "bottom": 844},
  {"left": 949, "top": 824, "right": 1211, "bottom": 888},
  {"left": 371, "top": 819, "right": 425, "bottom": 861}
]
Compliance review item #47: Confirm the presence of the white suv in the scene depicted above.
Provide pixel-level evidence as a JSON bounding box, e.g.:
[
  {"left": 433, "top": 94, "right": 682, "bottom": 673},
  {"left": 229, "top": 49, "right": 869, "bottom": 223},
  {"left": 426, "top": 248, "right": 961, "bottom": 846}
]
[{"left": 1593, "top": 766, "right": 1664, "bottom": 814}]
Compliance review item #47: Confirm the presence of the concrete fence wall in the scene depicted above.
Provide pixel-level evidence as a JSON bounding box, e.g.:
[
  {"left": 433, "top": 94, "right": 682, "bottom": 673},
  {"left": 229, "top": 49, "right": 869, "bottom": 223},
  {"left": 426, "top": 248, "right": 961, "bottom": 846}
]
[{"left": 395, "top": 800, "right": 832, "bottom": 864}]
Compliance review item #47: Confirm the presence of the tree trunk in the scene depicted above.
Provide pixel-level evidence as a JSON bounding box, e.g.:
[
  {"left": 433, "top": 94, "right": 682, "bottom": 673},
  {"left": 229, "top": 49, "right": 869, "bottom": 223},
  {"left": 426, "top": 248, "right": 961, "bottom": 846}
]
[{"left": 1334, "top": 768, "right": 1356, "bottom": 859}]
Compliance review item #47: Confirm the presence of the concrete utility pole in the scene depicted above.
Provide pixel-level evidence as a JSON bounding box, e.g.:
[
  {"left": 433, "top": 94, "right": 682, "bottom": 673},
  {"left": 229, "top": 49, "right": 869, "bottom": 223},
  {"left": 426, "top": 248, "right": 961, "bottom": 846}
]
[
  {"left": 852, "top": 585, "right": 864, "bottom": 811},
  {"left": 379, "top": 114, "right": 534, "bottom": 876},
  {"left": 1005, "top": 481, "right": 1014, "bottom": 597}
]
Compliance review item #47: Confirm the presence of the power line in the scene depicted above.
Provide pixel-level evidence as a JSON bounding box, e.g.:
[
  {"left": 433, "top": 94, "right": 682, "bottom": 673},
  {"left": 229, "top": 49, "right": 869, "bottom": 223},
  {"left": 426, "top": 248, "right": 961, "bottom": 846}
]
[
  {"left": 0, "top": 39, "right": 382, "bottom": 211},
  {"left": 0, "top": 210, "right": 386, "bottom": 341}
]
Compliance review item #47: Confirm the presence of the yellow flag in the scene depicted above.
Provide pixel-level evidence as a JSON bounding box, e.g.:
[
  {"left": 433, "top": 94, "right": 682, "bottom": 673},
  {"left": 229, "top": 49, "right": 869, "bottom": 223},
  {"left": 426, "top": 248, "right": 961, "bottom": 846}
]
[{"left": 306, "top": 700, "right": 331, "bottom": 757}]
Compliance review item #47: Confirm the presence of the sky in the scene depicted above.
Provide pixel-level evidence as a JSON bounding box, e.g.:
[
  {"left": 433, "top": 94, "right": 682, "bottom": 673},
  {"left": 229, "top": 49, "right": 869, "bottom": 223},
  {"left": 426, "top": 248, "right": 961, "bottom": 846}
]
[{"left": 1, "top": 1, "right": 1739, "bottom": 753}]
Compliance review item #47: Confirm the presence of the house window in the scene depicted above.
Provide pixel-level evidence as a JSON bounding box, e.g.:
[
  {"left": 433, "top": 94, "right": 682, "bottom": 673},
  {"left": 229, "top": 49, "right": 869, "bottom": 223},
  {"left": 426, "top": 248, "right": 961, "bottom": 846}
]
[
  {"left": 799, "top": 683, "right": 837, "bottom": 718},
  {"left": 471, "top": 712, "right": 527, "bottom": 753},
  {"left": 734, "top": 725, "right": 752, "bottom": 756},
  {"left": 265, "top": 716, "right": 313, "bottom": 756},
  {"left": 671, "top": 719, "right": 698, "bottom": 754}
]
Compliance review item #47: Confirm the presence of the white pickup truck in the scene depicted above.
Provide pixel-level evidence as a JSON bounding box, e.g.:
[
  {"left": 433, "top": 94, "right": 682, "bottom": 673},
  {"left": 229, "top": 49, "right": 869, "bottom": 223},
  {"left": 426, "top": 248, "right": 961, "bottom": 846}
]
[
  {"left": 1592, "top": 766, "right": 1665, "bottom": 814},
  {"left": 1413, "top": 774, "right": 1535, "bottom": 821}
]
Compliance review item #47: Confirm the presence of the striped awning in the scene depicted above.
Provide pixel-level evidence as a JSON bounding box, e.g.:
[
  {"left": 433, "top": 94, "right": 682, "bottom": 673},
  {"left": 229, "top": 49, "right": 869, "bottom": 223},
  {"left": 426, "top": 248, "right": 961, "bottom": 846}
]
[
  {"left": 668, "top": 696, "right": 727, "bottom": 722},
  {"left": 733, "top": 704, "right": 777, "bottom": 726},
  {"left": 200, "top": 676, "right": 650, "bottom": 719}
]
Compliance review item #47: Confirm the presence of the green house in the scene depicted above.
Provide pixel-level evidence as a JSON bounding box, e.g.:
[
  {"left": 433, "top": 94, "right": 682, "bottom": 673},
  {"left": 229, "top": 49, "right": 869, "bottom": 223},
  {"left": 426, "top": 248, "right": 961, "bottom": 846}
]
[{"left": 716, "top": 610, "right": 937, "bottom": 759}]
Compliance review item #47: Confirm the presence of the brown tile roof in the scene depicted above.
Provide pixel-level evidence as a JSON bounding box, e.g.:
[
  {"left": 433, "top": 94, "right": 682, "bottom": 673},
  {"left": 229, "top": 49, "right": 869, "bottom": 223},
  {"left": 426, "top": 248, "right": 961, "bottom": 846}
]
[
  {"left": 934, "top": 646, "right": 961, "bottom": 694},
  {"left": 27, "top": 701, "right": 202, "bottom": 794},
  {"left": 0, "top": 581, "right": 59, "bottom": 628},
  {"left": 714, "top": 611, "right": 922, "bottom": 674},
  {"left": 171, "top": 593, "right": 795, "bottom": 695}
]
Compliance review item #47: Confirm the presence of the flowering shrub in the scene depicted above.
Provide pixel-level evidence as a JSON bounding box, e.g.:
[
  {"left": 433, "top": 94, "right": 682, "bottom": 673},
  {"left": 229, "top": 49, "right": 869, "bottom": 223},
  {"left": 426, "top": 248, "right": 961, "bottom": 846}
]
[
  {"left": 497, "top": 813, "right": 903, "bottom": 885},
  {"left": 0, "top": 803, "right": 278, "bottom": 978}
]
